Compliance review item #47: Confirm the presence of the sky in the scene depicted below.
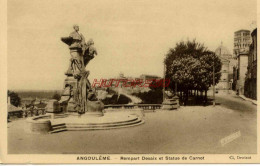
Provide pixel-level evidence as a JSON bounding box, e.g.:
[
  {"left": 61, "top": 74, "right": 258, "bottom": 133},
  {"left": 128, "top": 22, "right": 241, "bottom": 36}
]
[{"left": 7, "top": 0, "right": 256, "bottom": 90}]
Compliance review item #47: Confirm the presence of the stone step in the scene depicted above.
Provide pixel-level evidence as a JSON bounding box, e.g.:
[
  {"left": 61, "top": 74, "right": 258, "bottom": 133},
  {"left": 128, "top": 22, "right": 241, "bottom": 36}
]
[
  {"left": 59, "top": 118, "right": 141, "bottom": 128},
  {"left": 66, "top": 120, "right": 144, "bottom": 130},
  {"left": 49, "top": 128, "right": 68, "bottom": 134},
  {"left": 54, "top": 115, "right": 68, "bottom": 119},
  {"left": 52, "top": 124, "right": 66, "bottom": 130},
  {"left": 52, "top": 123, "right": 66, "bottom": 128},
  {"left": 65, "top": 120, "right": 144, "bottom": 131},
  {"left": 65, "top": 119, "right": 142, "bottom": 128},
  {"left": 63, "top": 117, "right": 139, "bottom": 126},
  {"left": 50, "top": 116, "right": 139, "bottom": 127},
  {"left": 50, "top": 119, "right": 144, "bottom": 134}
]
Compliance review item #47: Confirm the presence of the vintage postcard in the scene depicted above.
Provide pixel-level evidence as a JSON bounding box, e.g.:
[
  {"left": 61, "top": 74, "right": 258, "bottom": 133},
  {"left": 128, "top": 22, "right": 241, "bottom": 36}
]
[{"left": 0, "top": 0, "right": 259, "bottom": 164}]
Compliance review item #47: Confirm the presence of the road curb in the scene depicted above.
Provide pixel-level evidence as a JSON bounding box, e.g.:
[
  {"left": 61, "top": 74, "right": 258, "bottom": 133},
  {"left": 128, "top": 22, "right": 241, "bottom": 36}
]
[{"left": 238, "top": 95, "right": 257, "bottom": 105}]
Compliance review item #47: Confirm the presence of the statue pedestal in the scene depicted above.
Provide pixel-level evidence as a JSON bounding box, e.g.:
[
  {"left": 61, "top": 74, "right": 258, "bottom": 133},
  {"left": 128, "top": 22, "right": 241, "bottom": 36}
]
[
  {"left": 83, "top": 100, "right": 104, "bottom": 117},
  {"left": 61, "top": 76, "right": 78, "bottom": 113},
  {"left": 162, "top": 96, "right": 180, "bottom": 110},
  {"left": 58, "top": 75, "right": 105, "bottom": 116}
]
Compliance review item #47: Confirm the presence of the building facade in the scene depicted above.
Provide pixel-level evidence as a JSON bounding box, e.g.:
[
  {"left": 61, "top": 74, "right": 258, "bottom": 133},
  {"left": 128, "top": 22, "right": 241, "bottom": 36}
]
[
  {"left": 232, "top": 66, "right": 238, "bottom": 91},
  {"left": 245, "top": 28, "right": 257, "bottom": 100},
  {"left": 233, "top": 29, "right": 251, "bottom": 58},
  {"left": 237, "top": 52, "right": 249, "bottom": 95},
  {"left": 108, "top": 73, "right": 161, "bottom": 94},
  {"left": 232, "top": 29, "right": 251, "bottom": 95},
  {"left": 215, "top": 44, "right": 233, "bottom": 90}
]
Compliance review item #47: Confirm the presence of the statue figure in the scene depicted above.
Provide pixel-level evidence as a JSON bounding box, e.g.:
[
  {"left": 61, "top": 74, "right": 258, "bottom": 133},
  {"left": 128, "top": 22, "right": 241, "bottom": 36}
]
[
  {"left": 61, "top": 25, "right": 98, "bottom": 78},
  {"left": 83, "top": 39, "right": 98, "bottom": 67},
  {"left": 61, "top": 25, "right": 85, "bottom": 78},
  {"left": 60, "top": 25, "right": 103, "bottom": 115}
]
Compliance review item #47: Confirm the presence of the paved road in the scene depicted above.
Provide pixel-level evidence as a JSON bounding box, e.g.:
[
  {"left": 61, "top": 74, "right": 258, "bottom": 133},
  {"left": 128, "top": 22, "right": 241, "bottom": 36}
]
[
  {"left": 8, "top": 92, "right": 257, "bottom": 154},
  {"left": 214, "top": 93, "right": 256, "bottom": 115},
  {"left": 119, "top": 88, "right": 142, "bottom": 104}
]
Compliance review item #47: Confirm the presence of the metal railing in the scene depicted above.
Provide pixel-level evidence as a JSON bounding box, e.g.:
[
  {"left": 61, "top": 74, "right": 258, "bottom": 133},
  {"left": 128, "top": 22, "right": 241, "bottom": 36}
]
[
  {"left": 104, "top": 104, "right": 162, "bottom": 110},
  {"left": 8, "top": 108, "right": 46, "bottom": 119},
  {"left": 22, "top": 108, "right": 46, "bottom": 117},
  {"left": 9, "top": 104, "right": 163, "bottom": 120}
]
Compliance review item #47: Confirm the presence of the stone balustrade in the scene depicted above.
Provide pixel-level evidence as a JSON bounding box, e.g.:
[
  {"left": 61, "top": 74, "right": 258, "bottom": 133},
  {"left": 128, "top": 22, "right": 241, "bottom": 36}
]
[
  {"left": 22, "top": 108, "right": 46, "bottom": 118},
  {"left": 104, "top": 104, "right": 162, "bottom": 111}
]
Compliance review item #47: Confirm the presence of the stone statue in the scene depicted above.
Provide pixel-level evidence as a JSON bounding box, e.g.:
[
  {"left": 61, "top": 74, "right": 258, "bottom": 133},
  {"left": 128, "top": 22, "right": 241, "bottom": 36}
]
[
  {"left": 62, "top": 25, "right": 98, "bottom": 77},
  {"left": 60, "top": 25, "right": 103, "bottom": 115},
  {"left": 84, "top": 39, "right": 98, "bottom": 67},
  {"left": 61, "top": 24, "right": 86, "bottom": 78}
]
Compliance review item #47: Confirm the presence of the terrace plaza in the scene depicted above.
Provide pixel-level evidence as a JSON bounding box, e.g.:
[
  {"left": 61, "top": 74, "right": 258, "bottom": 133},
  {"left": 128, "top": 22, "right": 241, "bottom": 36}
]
[{"left": 8, "top": 93, "right": 256, "bottom": 154}]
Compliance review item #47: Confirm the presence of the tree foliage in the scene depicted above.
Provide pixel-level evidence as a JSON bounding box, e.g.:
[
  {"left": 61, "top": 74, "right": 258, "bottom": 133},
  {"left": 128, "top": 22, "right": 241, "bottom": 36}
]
[
  {"left": 52, "top": 92, "right": 61, "bottom": 101},
  {"left": 7, "top": 90, "right": 21, "bottom": 107},
  {"left": 101, "top": 94, "right": 132, "bottom": 105},
  {"left": 165, "top": 40, "right": 222, "bottom": 103},
  {"left": 133, "top": 89, "right": 163, "bottom": 104},
  {"left": 132, "top": 79, "right": 163, "bottom": 104}
]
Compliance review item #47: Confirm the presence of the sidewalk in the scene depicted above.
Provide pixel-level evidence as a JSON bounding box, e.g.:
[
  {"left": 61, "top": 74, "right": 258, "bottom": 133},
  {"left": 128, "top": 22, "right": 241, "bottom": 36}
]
[{"left": 239, "top": 95, "right": 257, "bottom": 105}]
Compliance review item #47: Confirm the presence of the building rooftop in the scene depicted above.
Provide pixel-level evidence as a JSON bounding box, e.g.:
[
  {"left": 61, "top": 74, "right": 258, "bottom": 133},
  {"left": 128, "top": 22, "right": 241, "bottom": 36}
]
[
  {"left": 215, "top": 44, "right": 232, "bottom": 58},
  {"left": 235, "top": 29, "right": 250, "bottom": 33},
  {"left": 8, "top": 104, "right": 23, "bottom": 112},
  {"left": 251, "top": 28, "right": 257, "bottom": 36},
  {"left": 140, "top": 74, "right": 161, "bottom": 79}
]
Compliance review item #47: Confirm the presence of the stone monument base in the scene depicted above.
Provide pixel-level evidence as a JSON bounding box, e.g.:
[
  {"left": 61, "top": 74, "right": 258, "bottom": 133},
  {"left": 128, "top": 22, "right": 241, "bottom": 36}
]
[
  {"left": 162, "top": 96, "right": 180, "bottom": 110},
  {"left": 25, "top": 110, "right": 144, "bottom": 134},
  {"left": 84, "top": 100, "right": 104, "bottom": 117}
]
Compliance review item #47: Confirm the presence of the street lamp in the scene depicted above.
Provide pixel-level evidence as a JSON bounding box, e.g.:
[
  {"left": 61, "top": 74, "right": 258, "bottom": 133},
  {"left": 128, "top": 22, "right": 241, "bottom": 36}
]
[
  {"left": 212, "top": 51, "right": 219, "bottom": 107},
  {"left": 163, "top": 62, "right": 166, "bottom": 101},
  {"left": 213, "top": 59, "right": 216, "bottom": 107}
]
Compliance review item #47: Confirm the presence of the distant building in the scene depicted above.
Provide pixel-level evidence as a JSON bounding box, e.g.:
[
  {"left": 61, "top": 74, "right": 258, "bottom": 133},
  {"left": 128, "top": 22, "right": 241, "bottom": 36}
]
[
  {"left": 21, "top": 97, "right": 49, "bottom": 108},
  {"left": 232, "top": 66, "right": 238, "bottom": 91},
  {"left": 140, "top": 74, "right": 161, "bottom": 80},
  {"left": 232, "top": 29, "right": 252, "bottom": 95},
  {"left": 245, "top": 28, "right": 257, "bottom": 100},
  {"left": 236, "top": 52, "right": 249, "bottom": 95},
  {"left": 7, "top": 97, "right": 23, "bottom": 119},
  {"left": 108, "top": 73, "right": 161, "bottom": 94},
  {"left": 233, "top": 29, "right": 251, "bottom": 58},
  {"left": 21, "top": 97, "right": 34, "bottom": 105},
  {"left": 215, "top": 44, "right": 233, "bottom": 90}
]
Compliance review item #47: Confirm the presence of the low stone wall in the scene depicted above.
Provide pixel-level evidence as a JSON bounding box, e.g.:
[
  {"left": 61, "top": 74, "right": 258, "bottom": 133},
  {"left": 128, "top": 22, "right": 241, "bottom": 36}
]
[
  {"left": 104, "top": 104, "right": 162, "bottom": 111},
  {"left": 85, "top": 100, "right": 104, "bottom": 117},
  {"left": 104, "top": 108, "right": 145, "bottom": 119},
  {"left": 26, "top": 115, "right": 52, "bottom": 134}
]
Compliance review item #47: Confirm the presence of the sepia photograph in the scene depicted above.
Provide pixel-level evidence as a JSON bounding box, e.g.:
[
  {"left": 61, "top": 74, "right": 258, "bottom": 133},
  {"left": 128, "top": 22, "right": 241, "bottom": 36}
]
[{"left": 1, "top": 0, "right": 259, "bottom": 163}]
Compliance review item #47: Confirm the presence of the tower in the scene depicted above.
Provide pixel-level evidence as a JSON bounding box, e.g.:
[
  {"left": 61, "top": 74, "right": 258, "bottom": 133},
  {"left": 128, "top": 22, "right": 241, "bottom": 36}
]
[
  {"left": 233, "top": 30, "right": 251, "bottom": 58},
  {"left": 215, "top": 43, "right": 233, "bottom": 91}
]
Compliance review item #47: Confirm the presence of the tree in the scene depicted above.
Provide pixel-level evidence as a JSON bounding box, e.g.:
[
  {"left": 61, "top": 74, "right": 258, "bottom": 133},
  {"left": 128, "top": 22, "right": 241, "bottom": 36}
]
[
  {"left": 165, "top": 40, "right": 222, "bottom": 105},
  {"left": 101, "top": 94, "right": 131, "bottom": 105},
  {"left": 7, "top": 90, "right": 21, "bottom": 107},
  {"left": 133, "top": 79, "right": 163, "bottom": 104},
  {"left": 52, "top": 92, "right": 61, "bottom": 101},
  {"left": 198, "top": 52, "right": 222, "bottom": 90}
]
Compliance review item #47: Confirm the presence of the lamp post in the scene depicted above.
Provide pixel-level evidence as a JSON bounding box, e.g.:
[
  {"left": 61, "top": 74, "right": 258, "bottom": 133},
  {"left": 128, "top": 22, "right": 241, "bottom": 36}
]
[
  {"left": 175, "top": 82, "right": 177, "bottom": 96},
  {"left": 213, "top": 60, "right": 215, "bottom": 107},
  {"left": 163, "top": 61, "right": 166, "bottom": 101},
  {"left": 227, "top": 60, "right": 230, "bottom": 94}
]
